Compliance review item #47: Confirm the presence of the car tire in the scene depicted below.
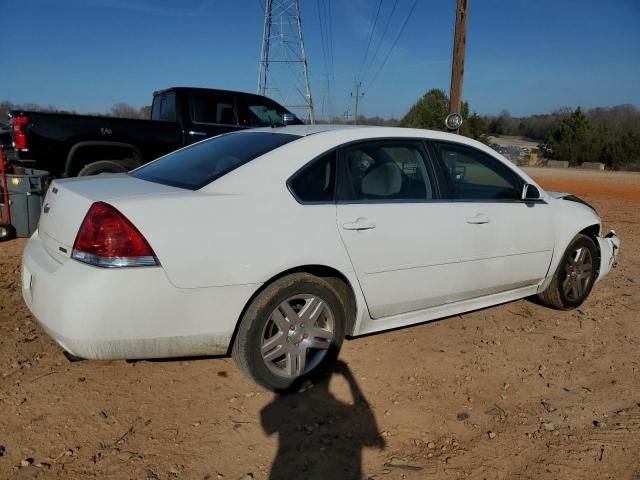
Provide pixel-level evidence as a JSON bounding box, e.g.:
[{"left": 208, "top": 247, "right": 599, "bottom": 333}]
[
  {"left": 0, "top": 223, "right": 17, "bottom": 242},
  {"left": 77, "top": 160, "right": 129, "bottom": 176},
  {"left": 232, "top": 273, "right": 346, "bottom": 392},
  {"left": 538, "top": 234, "right": 598, "bottom": 310}
]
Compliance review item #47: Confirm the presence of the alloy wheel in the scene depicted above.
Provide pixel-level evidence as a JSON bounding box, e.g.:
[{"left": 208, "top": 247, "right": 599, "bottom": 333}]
[
  {"left": 260, "top": 294, "right": 335, "bottom": 379},
  {"left": 562, "top": 246, "right": 593, "bottom": 301}
]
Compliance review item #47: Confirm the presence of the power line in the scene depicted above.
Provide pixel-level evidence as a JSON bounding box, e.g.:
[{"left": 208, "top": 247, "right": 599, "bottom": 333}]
[
  {"left": 362, "top": 0, "right": 400, "bottom": 81},
  {"left": 367, "top": 0, "right": 419, "bottom": 90},
  {"left": 316, "top": 0, "right": 330, "bottom": 82},
  {"left": 324, "top": 0, "right": 335, "bottom": 97},
  {"left": 356, "top": 0, "right": 383, "bottom": 82},
  {"left": 325, "top": 0, "right": 336, "bottom": 118},
  {"left": 316, "top": 0, "right": 336, "bottom": 120},
  {"left": 323, "top": 0, "right": 335, "bottom": 94}
]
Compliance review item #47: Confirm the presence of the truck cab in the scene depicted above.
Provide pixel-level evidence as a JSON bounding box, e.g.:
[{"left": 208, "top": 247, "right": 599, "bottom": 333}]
[{"left": 152, "top": 87, "right": 303, "bottom": 146}]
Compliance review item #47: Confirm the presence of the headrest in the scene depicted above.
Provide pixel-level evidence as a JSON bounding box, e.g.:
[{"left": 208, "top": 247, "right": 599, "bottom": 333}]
[{"left": 361, "top": 162, "right": 402, "bottom": 197}]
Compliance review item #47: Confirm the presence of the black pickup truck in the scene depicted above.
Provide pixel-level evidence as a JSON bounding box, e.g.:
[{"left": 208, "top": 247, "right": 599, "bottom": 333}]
[
  {"left": 8, "top": 87, "right": 302, "bottom": 177},
  {"left": 0, "top": 122, "right": 11, "bottom": 153}
]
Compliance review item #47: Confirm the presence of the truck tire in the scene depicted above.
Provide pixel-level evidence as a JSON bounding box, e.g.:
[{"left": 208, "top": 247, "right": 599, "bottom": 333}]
[
  {"left": 0, "top": 223, "right": 17, "bottom": 242},
  {"left": 77, "top": 160, "right": 129, "bottom": 176}
]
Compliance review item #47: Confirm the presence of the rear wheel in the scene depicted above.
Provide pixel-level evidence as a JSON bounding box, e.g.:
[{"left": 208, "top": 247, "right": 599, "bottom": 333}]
[
  {"left": 0, "top": 223, "right": 16, "bottom": 242},
  {"left": 538, "top": 234, "right": 598, "bottom": 310},
  {"left": 232, "top": 273, "right": 346, "bottom": 392},
  {"left": 77, "top": 160, "right": 129, "bottom": 176}
]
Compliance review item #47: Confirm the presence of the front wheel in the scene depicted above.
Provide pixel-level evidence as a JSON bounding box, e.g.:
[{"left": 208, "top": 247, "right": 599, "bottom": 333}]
[
  {"left": 538, "top": 233, "right": 598, "bottom": 310},
  {"left": 232, "top": 273, "right": 346, "bottom": 392}
]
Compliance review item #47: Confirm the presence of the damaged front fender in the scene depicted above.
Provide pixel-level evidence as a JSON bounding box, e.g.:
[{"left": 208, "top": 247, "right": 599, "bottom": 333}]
[{"left": 596, "top": 231, "right": 620, "bottom": 283}]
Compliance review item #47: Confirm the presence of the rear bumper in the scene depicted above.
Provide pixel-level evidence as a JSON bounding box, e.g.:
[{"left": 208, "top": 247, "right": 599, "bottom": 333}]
[
  {"left": 596, "top": 230, "right": 620, "bottom": 283},
  {"left": 22, "top": 231, "right": 260, "bottom": 360}
]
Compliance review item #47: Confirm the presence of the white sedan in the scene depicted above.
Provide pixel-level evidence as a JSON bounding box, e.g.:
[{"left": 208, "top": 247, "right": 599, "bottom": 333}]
[{"left": 22, "top": 126, "right": 619, "bottom": 391}]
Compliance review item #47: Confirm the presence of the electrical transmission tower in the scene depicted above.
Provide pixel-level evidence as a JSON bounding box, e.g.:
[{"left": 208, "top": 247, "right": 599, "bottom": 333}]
[{"left": 257, "top": 0, "right": 315, "bottom": 124}]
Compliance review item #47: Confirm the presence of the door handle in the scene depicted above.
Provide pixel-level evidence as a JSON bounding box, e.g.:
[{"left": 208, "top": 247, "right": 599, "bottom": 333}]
[
  {"left": 188, "top": 130, "right": 207, "bottom": 136},
  {"left": 343, "top": 218, "right": 376, "bottom": 230},
  {"left": 466, "top": 214, "right": 491, "bottom": 224}
]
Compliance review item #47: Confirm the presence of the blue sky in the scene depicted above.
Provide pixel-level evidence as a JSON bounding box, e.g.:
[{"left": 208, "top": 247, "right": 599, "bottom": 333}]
[{"left": 0, "top": 0, "right": 638, "bottom": 119}]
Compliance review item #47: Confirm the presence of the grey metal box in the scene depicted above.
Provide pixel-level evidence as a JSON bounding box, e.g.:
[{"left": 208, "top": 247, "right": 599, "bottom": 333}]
[{"left": 0, "top": 169, "right": 49, "bottom": 238}]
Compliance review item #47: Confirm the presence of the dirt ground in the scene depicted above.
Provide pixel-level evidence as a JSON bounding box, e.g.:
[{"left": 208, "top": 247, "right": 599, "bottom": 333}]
[{"left": 1, "top": 168, "right": 639, "bottom": 480}]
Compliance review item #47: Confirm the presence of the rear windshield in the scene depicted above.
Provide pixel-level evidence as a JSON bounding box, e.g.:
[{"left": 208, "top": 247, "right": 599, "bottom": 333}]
[{"left": 131, "top": 132, "right": 299, "bottom": 190}]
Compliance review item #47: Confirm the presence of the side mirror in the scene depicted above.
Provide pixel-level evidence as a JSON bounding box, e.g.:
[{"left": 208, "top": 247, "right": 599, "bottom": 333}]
[
  {"left": 522, "top": 183, "right": 542, "bottom": 200},
  {"left": 281, "top": 113, "right": 296, "bottom": 125}
]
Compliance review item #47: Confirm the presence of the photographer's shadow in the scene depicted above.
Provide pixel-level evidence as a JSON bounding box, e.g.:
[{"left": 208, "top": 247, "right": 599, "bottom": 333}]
[{"left": 261, "top": 361, "right": 385, "bottom": 480}]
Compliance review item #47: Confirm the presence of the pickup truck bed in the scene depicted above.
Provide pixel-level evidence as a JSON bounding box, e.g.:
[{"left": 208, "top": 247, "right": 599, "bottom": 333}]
[{"left": 11, "top": 111, "right": 181, "bottom": 177}]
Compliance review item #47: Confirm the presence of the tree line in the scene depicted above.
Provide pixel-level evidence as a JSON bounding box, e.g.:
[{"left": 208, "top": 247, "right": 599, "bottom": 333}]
[
  {"left": 0, "top": 101, "right": 151, "bottom": 123},
  {"left": 398, "top": 89, "right": 640, "bottom": 169},
  {"left": 3, "top": 93, "right": 639, "bottom": 168}
]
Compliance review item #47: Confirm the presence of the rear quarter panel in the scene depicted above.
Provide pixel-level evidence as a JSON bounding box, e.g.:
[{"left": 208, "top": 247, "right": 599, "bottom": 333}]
[{"left": 112, "top": 191, "right": 354, "bottom": 289}]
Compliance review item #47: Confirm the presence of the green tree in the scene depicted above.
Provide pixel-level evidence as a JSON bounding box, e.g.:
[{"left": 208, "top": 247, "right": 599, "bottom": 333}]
[
  {"left": 545, "top": 107, "right": 595, "bottom": 165},
  {"left": 399, "top": 88, "right": 449, "bottom": 130},
  {"left": 399, "top": 88, "right": 488, "bottom": 143}
]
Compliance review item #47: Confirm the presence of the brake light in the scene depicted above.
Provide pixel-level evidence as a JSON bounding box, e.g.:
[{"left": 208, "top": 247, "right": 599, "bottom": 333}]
[
  {"left": 72, "top": 202, "right": 158, "bottom": 268},
  {"left": 11, "top": 115, "right": 30, "bottom": 150}
]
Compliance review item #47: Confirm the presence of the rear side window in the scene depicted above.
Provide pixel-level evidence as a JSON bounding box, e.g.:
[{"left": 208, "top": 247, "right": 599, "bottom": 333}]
[
  {"left": 131, "top": 132, "right": 299, "bottom": 190},
  {"left": 432, "top": 142, "right": 523, "bottom": 200},
  {"left": 190, "top": 92, "right": 238, "bottom": 125},
  {"left": 288, "top": 151, "right": 336, "bottom": 203},
  {"left": 151, "top": 92, "right": 177, "bottom": 122}
]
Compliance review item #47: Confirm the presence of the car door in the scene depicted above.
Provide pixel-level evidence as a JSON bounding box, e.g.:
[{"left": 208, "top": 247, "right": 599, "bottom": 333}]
[
  {"left": 184, "top": 91, "right": 241, "bottom": 144},
  {"left": 429, "top": 141, "right": 554, "bottom": 298},
  {"left": 336, "top": 140, "right": 474, "bottom": 319}
]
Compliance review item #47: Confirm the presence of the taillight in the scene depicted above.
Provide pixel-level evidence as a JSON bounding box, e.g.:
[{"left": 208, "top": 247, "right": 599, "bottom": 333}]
[
  {"left": 11, "top": 115, "right": 30, "bottom": 150},
  {"left": 72, "top": 202, "right": 158, "bottom": 268}
]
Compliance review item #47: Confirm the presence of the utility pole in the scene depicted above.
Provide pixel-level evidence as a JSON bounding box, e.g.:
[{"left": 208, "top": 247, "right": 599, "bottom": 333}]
[
  {"left": 351, "top": 82, "right": 364, "bottom": 125},
  {"left": 257, "top": 0, "right": 315, "bottom": 123},
  {"left": 447, "top": 0, "right": 468, "bottom": 133}
]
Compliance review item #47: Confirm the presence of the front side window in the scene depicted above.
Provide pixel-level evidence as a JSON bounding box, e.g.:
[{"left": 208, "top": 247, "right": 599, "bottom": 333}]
[
  {"left": 343, "top": 142, "right": 435, "bottom": 201},
  {"left": 288, "top": 151, "right": 336, "bottom": 202},
  {"left": 432, "top": 142, "right": 523, "bottom": 200},
  {"left": 190, "top": 92, "right": 238, "bottom": 125},
  {"left": 131, "top": 132, "right": 299, "bottom": 190},
  {"left": 245, "top": 97, "right": 297, "bottom": 127}
]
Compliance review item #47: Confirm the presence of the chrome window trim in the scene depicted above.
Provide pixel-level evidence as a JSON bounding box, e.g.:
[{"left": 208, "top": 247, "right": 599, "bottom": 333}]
[{"left": 335, "top": 198, "right": 547, "bottom": 205}]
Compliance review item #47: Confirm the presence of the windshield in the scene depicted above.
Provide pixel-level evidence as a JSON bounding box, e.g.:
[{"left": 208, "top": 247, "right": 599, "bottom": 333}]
[{"left": 131, "top": 132, "right": 299, "bottom": 190}]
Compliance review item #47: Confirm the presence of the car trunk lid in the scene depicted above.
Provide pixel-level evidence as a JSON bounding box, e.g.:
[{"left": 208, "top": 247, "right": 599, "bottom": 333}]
[{"left": 38, "top": 174, "right": 184, "bottom": 263}]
